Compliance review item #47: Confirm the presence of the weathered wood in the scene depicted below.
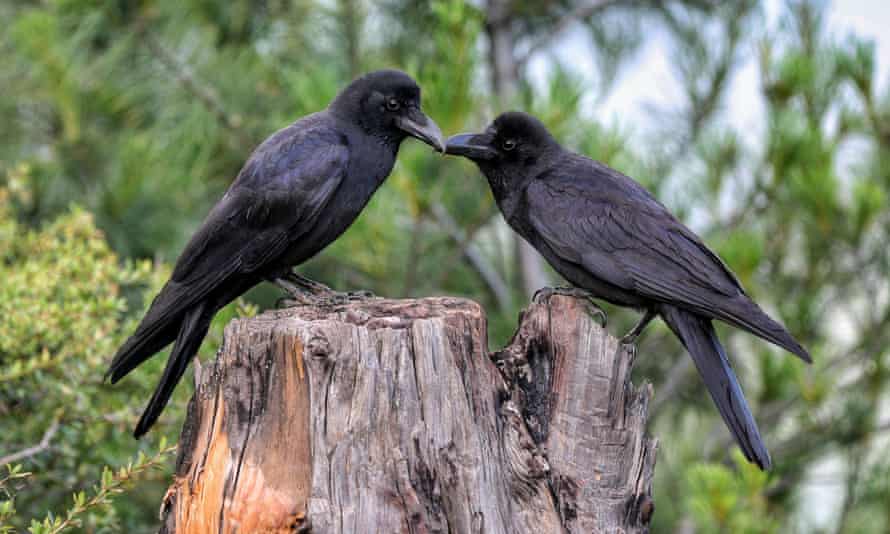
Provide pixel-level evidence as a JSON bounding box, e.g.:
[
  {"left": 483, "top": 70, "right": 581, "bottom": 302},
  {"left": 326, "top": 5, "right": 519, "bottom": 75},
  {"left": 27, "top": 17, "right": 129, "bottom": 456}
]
[{"left": 159, "top": 295, "right": 657, "bottom": 533}]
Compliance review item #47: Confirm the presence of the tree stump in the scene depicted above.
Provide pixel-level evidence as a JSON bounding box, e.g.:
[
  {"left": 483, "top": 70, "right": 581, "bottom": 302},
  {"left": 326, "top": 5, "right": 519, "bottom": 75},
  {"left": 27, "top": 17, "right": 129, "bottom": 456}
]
[{"left": 159, "top": 296, "right": 657, "bottom": 533}]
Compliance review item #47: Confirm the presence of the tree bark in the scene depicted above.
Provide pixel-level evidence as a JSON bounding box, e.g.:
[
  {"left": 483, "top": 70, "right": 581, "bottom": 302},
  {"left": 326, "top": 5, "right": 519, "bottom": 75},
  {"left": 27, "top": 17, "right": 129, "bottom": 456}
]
[{"left": 159, "top": 296, "right": 657, "bottom": 533}]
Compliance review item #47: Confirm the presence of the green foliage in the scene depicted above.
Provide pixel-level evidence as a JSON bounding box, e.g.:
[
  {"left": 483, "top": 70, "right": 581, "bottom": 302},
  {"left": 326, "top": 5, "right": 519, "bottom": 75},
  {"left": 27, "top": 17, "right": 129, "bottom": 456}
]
[
  {"left": 0, "top": 179, "right": 176, "bottom": 530},
  {"left": 685, "top": 452, "right": 776, "bottom": 534},
  {"left": 0, "top": 178, "right": 252, "bottom": 530},
  {"left": 1, "top": 465, "right": 31, "bottom": 533},
  {"left": 26, "top": 441, "right": 175, "bottom": 534}
]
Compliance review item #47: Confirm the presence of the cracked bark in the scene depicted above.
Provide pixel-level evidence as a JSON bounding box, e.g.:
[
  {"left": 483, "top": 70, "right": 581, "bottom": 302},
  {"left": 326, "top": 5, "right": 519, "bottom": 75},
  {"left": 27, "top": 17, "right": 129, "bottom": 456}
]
[{"left": 159, "top": 296, "right": 657, "bottom": 533}]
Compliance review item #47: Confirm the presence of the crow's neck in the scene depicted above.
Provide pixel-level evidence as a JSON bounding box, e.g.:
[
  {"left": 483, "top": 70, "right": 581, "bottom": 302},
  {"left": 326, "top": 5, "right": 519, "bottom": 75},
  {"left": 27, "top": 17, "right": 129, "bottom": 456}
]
[
  {"left": 328, "top": 106, "right": 403, "bottom": 153},
  {"left": 480, "top": 169, "right": 521, "bottom": 220},
  {"left": 328, "top": 85, "right": 362, "bottom": 119}
]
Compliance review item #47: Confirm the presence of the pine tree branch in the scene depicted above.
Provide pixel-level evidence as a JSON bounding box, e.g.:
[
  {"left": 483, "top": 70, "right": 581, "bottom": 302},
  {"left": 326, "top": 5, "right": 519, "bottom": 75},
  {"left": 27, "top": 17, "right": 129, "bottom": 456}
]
[
  {"left": 0, "top": 418, "right": 60, "bottom": 466},
  {"left": 516, "top": 0, "right": 629, "bottom": 66},
  {"left": 33, "top": 441, "right": 177, "bottom": 534},
  {"left": 136, "top": 23, "right": 251, "bottom": 146},
  {"left": 430, "top": 202, "right": 513, "bottom": 313}
]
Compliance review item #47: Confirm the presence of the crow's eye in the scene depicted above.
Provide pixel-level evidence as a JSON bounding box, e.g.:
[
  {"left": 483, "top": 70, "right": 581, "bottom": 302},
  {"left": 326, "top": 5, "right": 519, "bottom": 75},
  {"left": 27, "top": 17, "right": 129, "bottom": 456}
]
[
  {"left": 502, "top": 139, "right": 516, "bottom": 151},
  {"left": 386, "top": 98, "right": 401, "bottom": 111}
]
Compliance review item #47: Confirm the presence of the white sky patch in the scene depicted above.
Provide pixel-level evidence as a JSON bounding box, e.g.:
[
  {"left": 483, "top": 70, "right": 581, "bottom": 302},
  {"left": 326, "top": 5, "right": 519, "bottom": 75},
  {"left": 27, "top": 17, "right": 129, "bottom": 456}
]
[{"left": 530, "top": 0, "right": 890, "bottom": 145}]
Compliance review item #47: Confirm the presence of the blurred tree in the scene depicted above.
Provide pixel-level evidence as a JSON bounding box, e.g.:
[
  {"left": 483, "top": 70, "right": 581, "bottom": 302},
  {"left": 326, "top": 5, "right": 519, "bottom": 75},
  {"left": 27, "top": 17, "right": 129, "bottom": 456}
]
[
  {"left": 640, "top": 2, "right": 890, "bottom": 532},
  {"left": 1, "top": 0, "right": 888, "bottom": 532}
]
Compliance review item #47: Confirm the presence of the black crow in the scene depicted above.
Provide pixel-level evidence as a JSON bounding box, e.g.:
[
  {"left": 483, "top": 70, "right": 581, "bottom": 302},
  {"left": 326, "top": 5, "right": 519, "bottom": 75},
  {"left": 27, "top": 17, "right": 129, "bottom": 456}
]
[
  {"left": 109, "top": 69, "right": 444, "bottom": 437},
  {"left": 445, "top": 111, "right": 810, "bottom": 470}
]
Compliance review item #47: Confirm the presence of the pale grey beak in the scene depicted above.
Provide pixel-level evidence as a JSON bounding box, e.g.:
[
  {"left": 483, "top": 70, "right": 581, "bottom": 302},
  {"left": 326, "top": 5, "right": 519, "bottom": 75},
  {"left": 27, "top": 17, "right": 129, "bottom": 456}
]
[
  {"left": 445, "top": 133, "right": 497, "bottom": 161},
  {"left": 397, "top": 109, "right": 445, "bottom": 153}
]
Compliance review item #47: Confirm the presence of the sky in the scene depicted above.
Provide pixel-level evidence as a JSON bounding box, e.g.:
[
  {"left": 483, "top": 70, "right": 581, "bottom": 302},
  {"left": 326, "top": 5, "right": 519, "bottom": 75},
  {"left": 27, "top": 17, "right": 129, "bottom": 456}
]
[{"left": 531, "top": 0, "right": 890, "bottom": 145}]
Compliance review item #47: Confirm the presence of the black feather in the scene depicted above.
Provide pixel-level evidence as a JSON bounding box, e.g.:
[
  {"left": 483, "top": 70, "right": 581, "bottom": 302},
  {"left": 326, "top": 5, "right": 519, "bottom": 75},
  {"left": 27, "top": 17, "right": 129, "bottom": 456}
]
[
  {"left": 661, "top": 305, "right": 771, "bottom": 470},
  {"left": 446, "top": 110, "right": 811, "bottom": 469},
  {"left": 134, "top": 302, "right": 211, "bottom": 438}
]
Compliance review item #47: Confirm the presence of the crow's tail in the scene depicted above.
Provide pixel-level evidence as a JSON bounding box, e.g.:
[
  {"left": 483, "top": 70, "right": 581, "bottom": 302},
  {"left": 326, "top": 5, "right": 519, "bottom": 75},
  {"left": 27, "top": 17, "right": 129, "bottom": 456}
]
[
  {"left": 106, "top": 322, "right": 178, "bottom": 385},
  {"left": 106, "top": 281, "right": 196, "bottom": 384},
  {"left": 660, "top": 304, "right": 772, "bottom": 470},
  {"left": 133, "top": 301, "right": 211, "bottom": 438},
  {"left": 720, "top": 296, "right": 811, "bottom": 364}
]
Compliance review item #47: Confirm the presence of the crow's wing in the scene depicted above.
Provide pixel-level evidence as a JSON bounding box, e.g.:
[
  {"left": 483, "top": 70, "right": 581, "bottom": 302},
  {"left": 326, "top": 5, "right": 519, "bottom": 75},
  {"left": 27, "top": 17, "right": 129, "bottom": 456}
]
[
  {"left": 107, "top": 124, "right": 349, "bottom": 382},
  {"left": 172, "top": 125, "right": 350, "bottom": 287},
  {"left": 525, "top": 164, "right": 742, "bottom": 303},
  {"left": 525, "top": 160, "right": 809, "bottom": 361}
]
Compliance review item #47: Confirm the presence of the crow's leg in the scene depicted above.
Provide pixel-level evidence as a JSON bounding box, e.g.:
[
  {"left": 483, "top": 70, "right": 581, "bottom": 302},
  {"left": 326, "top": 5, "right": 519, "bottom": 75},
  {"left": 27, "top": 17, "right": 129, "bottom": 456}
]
[
  {"left": 274, "top": 271, "right": 375, "bottom": 307},
  {"left": 273, "top": 276, "right": 317, "bottom": 308},
  {"left": 270, "top": 270, "right": 327, "bottom": 308},
  {"left": 317, "top": 290, "right": 376, "bottom": 306},
  {"left": 283, "top": 272, "right": 335, "bottom": 295},
  {"left": 532, "top": 286, "right": 607, "bottom": 326},
  {"left": 287, "top": 272, "right": 376, "bottom": 301},
  {"left": 273, "top": 276, "right": 308, "bottom": 297},
  {"left": 621, "top": 308, "right": 657, "bottom": 345}
]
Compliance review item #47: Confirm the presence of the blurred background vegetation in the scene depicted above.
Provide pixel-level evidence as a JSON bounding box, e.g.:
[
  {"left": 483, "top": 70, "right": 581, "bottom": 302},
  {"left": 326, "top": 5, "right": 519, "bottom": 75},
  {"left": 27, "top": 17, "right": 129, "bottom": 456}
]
[{"left": 1, "top": 0, "right": 889, "bottom": 532}]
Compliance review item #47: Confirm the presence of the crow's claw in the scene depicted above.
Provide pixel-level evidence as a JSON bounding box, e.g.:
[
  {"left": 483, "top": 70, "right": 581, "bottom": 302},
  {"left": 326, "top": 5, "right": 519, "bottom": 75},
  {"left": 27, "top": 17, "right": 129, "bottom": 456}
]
[
  {"left": 532, "top": 286, "right": 607, "bottom": 327},
  {"left": 308, "top": 290, "right": 377, "bottom": 307},
  {"left": 273, "top": 272, "right": 377, "bottom": 307},
  {"left": 276, "top": 296, "right": 314, "bottom": 308}
]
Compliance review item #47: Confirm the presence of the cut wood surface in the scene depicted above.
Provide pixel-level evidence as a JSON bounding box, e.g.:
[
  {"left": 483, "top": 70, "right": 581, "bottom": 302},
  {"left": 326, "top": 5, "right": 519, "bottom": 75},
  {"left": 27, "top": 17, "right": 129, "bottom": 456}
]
[{"left": 159, "top": 295, "right": 657, "bottom": 533}]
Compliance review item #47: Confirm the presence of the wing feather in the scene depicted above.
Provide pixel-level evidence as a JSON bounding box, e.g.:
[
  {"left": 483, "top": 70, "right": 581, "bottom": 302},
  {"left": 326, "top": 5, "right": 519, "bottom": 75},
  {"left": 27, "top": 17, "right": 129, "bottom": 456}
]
[
  {"left": 524, "top": 162, "right": 809, "bottom": 361},
  {"left": 526, "top": 168, "right": 753, "bottom": 320},
  {"left": 129, "top": 123, "right": 349, "bottom": 339},
  {"left": 172, "top": 129, "right": 349, "bottom": 286},
  {"left": 108, "top": 120, "right": 351, "bottom": 383}
]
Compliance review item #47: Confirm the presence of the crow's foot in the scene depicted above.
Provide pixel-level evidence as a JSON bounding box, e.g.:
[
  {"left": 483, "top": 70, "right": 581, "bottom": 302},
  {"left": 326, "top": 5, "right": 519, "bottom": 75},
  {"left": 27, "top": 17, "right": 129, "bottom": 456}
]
[
  {"left": 277, "top": 289, "right": 376, "bottom": 308},
  {"left": 532, "top": 286, "right": 607, "bottom": 326},
  {"left": 620, "top": 308, "right": 657, "bottom": 346},
  {"left": 314, "top": 289, "right": 377, "bottom": 306},
  {"left": 276, "top": 295, "right": 315, "bottom": 308},
  {"left": 273, "top": 272, "right": 376, "bottom": 307}
]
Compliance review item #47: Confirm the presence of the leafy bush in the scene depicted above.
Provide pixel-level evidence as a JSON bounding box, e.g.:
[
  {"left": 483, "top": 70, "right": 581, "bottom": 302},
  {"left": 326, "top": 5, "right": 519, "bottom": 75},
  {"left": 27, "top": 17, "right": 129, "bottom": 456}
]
[{"left": 0, "top": 181, "right": 253, "bottom": 531}]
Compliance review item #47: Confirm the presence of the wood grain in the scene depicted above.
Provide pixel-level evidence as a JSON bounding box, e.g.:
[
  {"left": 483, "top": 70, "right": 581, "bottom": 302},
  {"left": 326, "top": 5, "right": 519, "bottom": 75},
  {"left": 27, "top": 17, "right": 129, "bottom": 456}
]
[{"left": 160, "top": 295, "right": 657, "bottom": 533}]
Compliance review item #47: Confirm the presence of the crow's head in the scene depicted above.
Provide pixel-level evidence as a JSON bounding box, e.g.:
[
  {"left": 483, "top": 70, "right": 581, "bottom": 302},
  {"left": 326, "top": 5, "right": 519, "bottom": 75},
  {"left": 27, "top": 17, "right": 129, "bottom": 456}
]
[
  {"left": 445, "top": 111, "right": 559, "bottom": 177},
  {"left": 330, "top": 69, "right": 444, "bottom": 152}
]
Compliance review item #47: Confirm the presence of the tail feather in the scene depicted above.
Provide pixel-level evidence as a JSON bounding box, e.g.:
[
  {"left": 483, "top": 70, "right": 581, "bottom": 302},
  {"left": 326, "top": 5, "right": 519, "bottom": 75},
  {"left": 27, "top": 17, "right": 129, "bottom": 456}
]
[
  {"left": 661, "top": 304, "right": 772, "bottom": 470},
  {"left": 107, "top": 322, "right": 178, "bottom": 384},
  {"left": 106, "top": 281, "right": 195, "bottom": 383},
  {"left": 133, "top": 302, "right": 211, "bottom": 438},
  {"left": 720, "top": 297, "right": 811, "bottom": 363}
]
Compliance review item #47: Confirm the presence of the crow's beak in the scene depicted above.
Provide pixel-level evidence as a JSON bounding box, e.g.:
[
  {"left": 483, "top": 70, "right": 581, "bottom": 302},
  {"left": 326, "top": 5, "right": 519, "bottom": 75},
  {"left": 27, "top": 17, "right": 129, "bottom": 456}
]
[
  {"left": 397, "top": 109, "right": 445, "bottom": 153},
  {"left": 445, "top": 133, "right": 497, "bottom": 161}
]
